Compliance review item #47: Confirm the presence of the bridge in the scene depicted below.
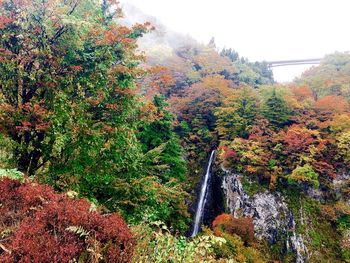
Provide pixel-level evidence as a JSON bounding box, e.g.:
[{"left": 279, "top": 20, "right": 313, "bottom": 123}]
[{"left": 266, "top": 58, "right": 322, "bottom": 67}]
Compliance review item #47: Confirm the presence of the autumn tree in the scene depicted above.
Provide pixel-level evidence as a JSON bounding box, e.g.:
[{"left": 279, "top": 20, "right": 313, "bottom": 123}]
[
  {"left": 297, "top": 52, "right": 350, "bottom": 100},
  {"left": 212, "top": 214, "right": 254, "bottom": 244},
  {"left": 215, "top": 86, "right": 259, "bottom": 140},
  {"left": 314, "top": 95, "right": 349, "bottom": 113},
  {"left": 336, "top": 131, "right": 350, "bottom": 165},
  {"left": 0, "top": 0, "right": 151, "bottom": 175},
  {"left": 288, "top": 164, "right": 320, "bottom": 189},
  {"left": 169, "top": 75, "right": 235, "bottom": 161},
  {"left": 282, "top": 125, "right": 319, "bottom": 153},
  {"left": 0, "top": 0, "right": 190, "bottom": 231},
  {"left": 0, "top": 176, "right": 134, "bottom": 262}
]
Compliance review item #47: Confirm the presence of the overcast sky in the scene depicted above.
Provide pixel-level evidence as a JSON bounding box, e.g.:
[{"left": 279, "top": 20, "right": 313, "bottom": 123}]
[{"left": 121, "top": 0, "right": 350, "bottom": 82}]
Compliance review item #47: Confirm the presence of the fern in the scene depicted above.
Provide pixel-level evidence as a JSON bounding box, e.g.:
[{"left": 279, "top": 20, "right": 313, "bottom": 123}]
[
  {"left": 66, "top": 226, "right": 90, "bottom": 238},
  {"left": 0, "top": 169, "right": 24, "bottom": 180}
]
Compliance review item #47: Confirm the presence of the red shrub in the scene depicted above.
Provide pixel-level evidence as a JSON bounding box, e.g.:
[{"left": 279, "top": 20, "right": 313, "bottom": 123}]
[
  {"left": 283, "top": 124, "right": 317, "bottom": 153},
  {"left": 0, "top": 178, "right": 134, "bottom": 263},
  {"left": 220, "top": 145, "right": 237, "bottom": 160},
  {"left": 313, "top": 161, "right": 336, "bottom": 180},
  {"left": 212, "top": 213, "right": 254, "bottom": 244}
]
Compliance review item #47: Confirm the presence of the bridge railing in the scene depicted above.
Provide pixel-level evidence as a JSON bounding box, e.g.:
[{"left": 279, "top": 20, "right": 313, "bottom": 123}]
[{"left": 267, "top": 58, "right": 322, "bottom": 67}]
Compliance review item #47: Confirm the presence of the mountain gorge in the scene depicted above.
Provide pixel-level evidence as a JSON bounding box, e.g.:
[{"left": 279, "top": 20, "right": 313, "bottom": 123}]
[{"left": 0, "top": 1, "right": 349, "bottom": 262}]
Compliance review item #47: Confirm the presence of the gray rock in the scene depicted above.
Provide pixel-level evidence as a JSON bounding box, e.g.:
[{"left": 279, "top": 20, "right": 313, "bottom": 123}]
[{"left": 221, "top": 169, "right": 309, "bottom": 263}]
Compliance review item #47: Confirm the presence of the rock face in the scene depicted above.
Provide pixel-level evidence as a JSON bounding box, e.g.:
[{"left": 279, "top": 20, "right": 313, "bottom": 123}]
[
  {"left": 333, "top": 172, "right": 350, "bottom": 204},
  {"left": 222, "top": 171, "right": 309, "bottom": 263}
]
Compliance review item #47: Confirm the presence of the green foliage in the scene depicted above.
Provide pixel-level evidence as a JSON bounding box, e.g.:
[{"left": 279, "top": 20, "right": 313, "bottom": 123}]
[
  {"left": 132, "top": 223, "right": 225, "bottom": 262},
  {"left": 283, "top": 192, "right": 344, "bottom": 262},
  {"left": 240, "top": 176, "right": 267, "bottom": 197},
  {"left": 139, "top": 95, "right": 187, "bottom": 182},
  {"left": 112, "top": 176, "right": 190, "bottom": 232},
  {"left": 0, "top": 0, "right": 189, "bottom": 233},
  {"left": 288, "top": 164, "right": 319, "bottom": 189},
  {"left": 0, "top": 168, "right": 24, "bottom": 180},
  {"left": 336, "top": 131, "right": 350, "bottom": 165},
  {"left": 211, "top": 232, "right": 266, "bottom": 262},
  {"left": 296, "top": 52, "right": 350, "bottom": 100},
  {"left": 220, "top": 48, "right": 274, "bottom": 86},
  {"left": 215, "top": 87, "right": 259, "bottom": 139},
  {"left": 262, "top": 89, "right": 290, "bottom": 128},
  {"left": 337, "top": 215, "right": 350, "bottom": 232},
  {"left": 0, "top": 134, "right": 16, "bottom": 168}
]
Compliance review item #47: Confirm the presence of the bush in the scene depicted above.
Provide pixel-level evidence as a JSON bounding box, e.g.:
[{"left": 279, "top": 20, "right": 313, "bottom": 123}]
[
  {"left": 0, "top": 168, "right": 25, "bottom": 180},
  {"left": 211, "top": 232, "right": 265, "bottom": 262},
  {"left": 212, "top": 214, "right": 254, "bottom": 244},
  {"left": 288, "top": 164, "right": 319, "bottom": 188},
  {"left": 337, "top": 131, "right": 350, "bottom": 165},
  {"left": 0, "top": 178, "right": 134, "bottom": 262},
  {"left": 131, "top": 223, "right": 224, "bottom": 262},
  {"left": 0, "top": 134, "right": 16, "bottom": 168}
]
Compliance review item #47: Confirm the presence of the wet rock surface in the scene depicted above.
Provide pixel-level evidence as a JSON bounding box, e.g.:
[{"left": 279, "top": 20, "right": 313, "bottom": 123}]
[{"left": 221, "top": 170, "right": 309, "bottom": 263}]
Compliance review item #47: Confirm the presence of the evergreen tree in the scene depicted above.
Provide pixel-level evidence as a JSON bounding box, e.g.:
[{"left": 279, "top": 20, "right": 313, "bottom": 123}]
[
  {"left": 215, "top": 87, "right": 258, "bottom": 140},
  {"left": 262, "top": 89, "right": 289, "bottom": 127},
  {"left": 139, "top": 95, "right": 187, "bottom": 182},
  {"left": 220, "top": 48, "right": 239, "bottom": 62}
]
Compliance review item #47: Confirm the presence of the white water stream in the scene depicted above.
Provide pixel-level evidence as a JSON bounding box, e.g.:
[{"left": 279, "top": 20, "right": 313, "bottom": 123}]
[{"left": 191, "top": 150, "right": 215, "bottom": 237}]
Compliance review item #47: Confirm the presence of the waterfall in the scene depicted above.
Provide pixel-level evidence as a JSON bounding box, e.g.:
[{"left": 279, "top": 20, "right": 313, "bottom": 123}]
[{"left": 191, "top": 150, "right": 215, "bottom": 237}]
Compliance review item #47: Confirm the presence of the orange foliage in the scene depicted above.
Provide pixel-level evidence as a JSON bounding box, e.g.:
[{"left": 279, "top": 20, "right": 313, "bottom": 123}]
[
  {"left": 192, "top": 48, "right": 235, "bottom": 76},
  {"left": 169, "top": 75, "right": 234, "bottom": 121},
  {"left": 138, "top": 101, "right": 159, "bottom": 122},
  {"left": 319, "top": 204, "right": 337, "bottom": 222},
  {"left": 314, "top": 95, "right": 349, "bottom": 113},
  {"left": 141, "top": 66, "right": 176, "bottom": 99},
  {"left": 283, "top": 124, "right": 318, "bottom": 152},
  {"left": 212, "top": 214, "right": 254, "bottom": 244},
  {"left": 292, "top": 86, "right": 314, "bottom": 101}
]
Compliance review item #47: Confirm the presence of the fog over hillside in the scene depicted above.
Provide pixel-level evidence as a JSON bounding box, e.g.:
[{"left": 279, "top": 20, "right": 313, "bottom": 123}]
[{"left": 120, "top": 0, "right": 350, "bottom": 82}]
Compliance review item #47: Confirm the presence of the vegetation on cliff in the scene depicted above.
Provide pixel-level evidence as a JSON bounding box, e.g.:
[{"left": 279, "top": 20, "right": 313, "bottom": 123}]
[{"left": 0, "top": 0, "right": 349, "bottom": 262}]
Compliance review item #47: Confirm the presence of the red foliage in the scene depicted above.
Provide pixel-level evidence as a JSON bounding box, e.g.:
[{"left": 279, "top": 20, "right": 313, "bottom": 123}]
[
  {"left": 0, "top": 178, "right": 134, "bottom": 263},
  {"left": 220, "top": 145, "right": 237, "bottom": 160},
  {"left": 283, "top": 124, "right": 317, "bottom": 152},
  {"left": 248, "top": 118, "right": 274, "bottom": 142},
  {"left": 212, "top": 214, "right": 254, "bottom": 244},
  {"left": 312, "top": 161, "right": 336, "bottom": 180},
  {"left": 0, "top": 8, "right": 14, "bottom": 30},
  {"left": 15, "top": 103, "right": 51, "bottom": 132}
]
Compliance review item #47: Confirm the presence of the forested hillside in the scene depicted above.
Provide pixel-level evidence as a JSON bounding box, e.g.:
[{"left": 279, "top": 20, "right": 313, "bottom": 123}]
[{"left": 0, "top": 1, "right": 349, "bottom": 262}]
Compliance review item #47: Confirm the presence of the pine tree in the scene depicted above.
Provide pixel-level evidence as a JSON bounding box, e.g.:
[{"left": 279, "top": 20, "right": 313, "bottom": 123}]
[{"left": 262, "top": 89, "right": 289, "bottom": 128}]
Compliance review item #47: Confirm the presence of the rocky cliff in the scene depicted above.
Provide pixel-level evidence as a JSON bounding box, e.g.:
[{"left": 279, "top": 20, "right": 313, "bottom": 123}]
[{"left": 221, "top": 168, "right": 309, "bottom": 262}]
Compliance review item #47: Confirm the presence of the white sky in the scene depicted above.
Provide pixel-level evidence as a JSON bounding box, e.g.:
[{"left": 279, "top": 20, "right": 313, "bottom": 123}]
[{"left": 121, "top": 0, "right": 350, "bottom": 82}]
